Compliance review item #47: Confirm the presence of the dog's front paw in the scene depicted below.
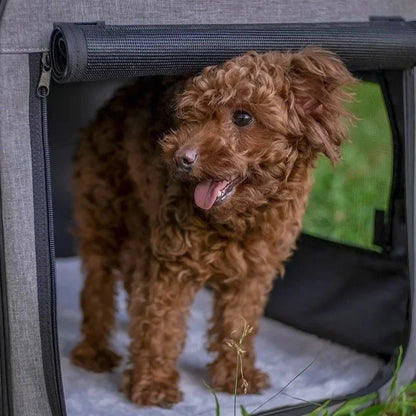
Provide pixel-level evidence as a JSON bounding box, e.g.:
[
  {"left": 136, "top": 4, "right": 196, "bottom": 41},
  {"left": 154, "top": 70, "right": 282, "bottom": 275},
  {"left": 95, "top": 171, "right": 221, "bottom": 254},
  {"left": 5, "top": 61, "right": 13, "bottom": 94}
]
[
  {"left": 71, "top": 341, "right": 121, "bottom": 372},
  {"left": 121, "top": 368, "right": 183, "bottom": 408},
  {"left": 210, "top": 361, "right": 270, "bottom": 394}
]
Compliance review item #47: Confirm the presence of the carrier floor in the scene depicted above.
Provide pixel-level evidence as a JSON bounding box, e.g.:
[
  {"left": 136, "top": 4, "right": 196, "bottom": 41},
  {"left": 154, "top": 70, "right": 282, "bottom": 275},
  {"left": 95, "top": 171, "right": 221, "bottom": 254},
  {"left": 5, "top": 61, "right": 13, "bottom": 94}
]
[{"left": 57, "top": 257, "right": 382, "bottom": 416}]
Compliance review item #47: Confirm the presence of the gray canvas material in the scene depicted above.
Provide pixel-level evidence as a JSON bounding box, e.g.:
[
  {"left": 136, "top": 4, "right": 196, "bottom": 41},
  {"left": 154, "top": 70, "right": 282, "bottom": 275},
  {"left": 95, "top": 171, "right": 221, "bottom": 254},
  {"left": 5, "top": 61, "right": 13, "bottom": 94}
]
[
  {"left": 1, "top": 0, "right": 416, "bottom": 53},
  {"left": 0, "top": 53, "right": 52, "bottom": 416}
]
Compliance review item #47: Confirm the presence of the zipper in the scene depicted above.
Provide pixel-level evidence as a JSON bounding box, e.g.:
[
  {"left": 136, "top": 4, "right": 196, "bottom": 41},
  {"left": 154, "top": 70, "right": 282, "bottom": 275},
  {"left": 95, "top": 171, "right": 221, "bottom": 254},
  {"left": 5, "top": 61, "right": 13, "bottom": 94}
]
[
  {"left": 36, "top": 52, "right": 66, "bottom": 416},
  {"left": 37, "top": 52, "right": 51, "bottom": 98}
]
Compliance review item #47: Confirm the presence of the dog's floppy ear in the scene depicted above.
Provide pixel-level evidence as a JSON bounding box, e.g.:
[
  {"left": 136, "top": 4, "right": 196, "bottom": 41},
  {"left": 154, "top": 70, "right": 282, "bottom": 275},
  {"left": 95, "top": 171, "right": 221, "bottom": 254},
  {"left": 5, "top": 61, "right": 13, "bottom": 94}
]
[{"left": 286, "top": 48, "right": 356, "bottom": 162}]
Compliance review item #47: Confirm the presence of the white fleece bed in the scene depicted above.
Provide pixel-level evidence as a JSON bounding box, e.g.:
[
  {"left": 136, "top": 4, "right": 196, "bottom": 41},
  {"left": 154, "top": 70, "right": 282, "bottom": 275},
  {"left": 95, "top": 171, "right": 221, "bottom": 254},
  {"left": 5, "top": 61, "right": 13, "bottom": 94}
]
[{"left": 57, "top": 257, "right": 382, "bottom": 416}]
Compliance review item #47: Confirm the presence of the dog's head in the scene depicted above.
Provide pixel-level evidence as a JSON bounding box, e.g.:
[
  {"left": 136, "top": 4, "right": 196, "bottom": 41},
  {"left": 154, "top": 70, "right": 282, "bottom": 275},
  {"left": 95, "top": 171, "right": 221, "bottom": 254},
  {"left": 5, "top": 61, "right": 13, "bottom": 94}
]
[{"left": 161, "top": 48, "right": 356, "bottom": 214}]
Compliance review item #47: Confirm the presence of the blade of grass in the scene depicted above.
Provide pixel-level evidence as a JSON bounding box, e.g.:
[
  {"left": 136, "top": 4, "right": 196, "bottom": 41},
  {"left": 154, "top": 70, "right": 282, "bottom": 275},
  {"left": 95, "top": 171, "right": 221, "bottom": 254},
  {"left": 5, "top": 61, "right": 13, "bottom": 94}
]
[
  {"left": 214, "top": 390, "right": 221, "bottom": 416},
  {"left": 281, "top": 392, "right": 327, "bottom": 407},
  {"left": 202, "top": 379, "right": 221, "bottom": 416},
  {"left": 234, "top": 353, "right": 239, "bottom": 416},
  {"left": 240, "top": 405, "right": 251, "bottom": 416},
  {"left": 355, "top": 404, "right": 386, "bottom": 416},
  {"left": 388, "top": 346, "right": 404, "bottom": 402},
  {"left": 400, "top": 381, "right": 416, "bottom": 395},
  {"left": 250, "top": 350, "right": 321, "bottom": 414},
  {"left": 332, "top": 393, "right": 378, "bottom": 416},
  {"left": 309, "top": 400, "right": 330, "bottom": 416}
]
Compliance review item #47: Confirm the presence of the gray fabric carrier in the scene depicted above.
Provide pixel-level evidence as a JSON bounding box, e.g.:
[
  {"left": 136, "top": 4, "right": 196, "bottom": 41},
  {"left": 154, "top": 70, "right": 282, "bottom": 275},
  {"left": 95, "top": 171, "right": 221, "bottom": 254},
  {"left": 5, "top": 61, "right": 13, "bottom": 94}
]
[{"left": 0, "top": 1, "right": 415, "bottom": 416}]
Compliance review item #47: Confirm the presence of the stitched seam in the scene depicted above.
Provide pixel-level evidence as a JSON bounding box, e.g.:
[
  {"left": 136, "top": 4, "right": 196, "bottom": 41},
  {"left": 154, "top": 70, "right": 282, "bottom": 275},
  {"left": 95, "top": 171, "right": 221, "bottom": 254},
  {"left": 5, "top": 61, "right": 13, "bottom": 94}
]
[{"left": 0, "top": 48, "right": 48, "bottom": 53}]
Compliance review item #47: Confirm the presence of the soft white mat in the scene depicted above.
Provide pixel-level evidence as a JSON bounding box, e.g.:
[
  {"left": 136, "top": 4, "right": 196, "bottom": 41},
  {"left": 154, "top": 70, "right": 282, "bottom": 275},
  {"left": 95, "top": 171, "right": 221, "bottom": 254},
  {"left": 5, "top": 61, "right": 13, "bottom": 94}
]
[{"left": 57, "top": 257, "right": 382, "bottom": 416}]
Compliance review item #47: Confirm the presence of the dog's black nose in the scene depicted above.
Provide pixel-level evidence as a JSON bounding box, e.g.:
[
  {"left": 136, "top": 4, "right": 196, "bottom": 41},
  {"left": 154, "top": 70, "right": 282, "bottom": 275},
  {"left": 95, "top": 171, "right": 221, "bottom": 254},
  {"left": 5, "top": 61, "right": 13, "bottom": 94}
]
[{"left": 174, "top": 149, "right": 198, "bottom": 172}]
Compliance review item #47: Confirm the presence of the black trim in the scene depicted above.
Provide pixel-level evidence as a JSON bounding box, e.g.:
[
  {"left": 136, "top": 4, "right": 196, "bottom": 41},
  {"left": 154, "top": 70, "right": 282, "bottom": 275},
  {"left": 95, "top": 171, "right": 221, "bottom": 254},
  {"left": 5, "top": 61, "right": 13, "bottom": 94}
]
[
  {"left": 403, "top": 68, "right": 415, "bottom": 355},
  {"left": 50, "top": 20, "right": 416, "bottom": 83},
  {"left": 378, "top": 71, "right": 407, "bottom": 257},
  {"left": 29, "top": 53, "right": 66, "bottom": 416},
  {"left": 0, "top": 156, "right": 13, "bottom": 415},
  {"left": 373, "top": 209, "right": 386, "bottom": 248}
]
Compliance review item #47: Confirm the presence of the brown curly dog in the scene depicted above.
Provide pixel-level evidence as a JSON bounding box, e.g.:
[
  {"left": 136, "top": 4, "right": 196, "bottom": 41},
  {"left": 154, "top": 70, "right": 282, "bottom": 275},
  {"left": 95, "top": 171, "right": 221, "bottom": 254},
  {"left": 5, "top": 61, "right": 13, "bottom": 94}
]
[{"left": 71, "top": 48, "right": 355, "bottom": 407}]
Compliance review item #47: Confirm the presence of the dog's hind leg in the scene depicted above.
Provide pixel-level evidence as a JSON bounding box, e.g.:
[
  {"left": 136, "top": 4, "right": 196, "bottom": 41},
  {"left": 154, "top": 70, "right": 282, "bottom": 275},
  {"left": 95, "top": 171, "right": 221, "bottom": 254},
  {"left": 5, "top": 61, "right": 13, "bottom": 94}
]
[
  {"left": 71, "top": 238, "right": 122, "bottom": 372},
  {"left": 70, "top": 164, "right": 126, "bottom": 373}
]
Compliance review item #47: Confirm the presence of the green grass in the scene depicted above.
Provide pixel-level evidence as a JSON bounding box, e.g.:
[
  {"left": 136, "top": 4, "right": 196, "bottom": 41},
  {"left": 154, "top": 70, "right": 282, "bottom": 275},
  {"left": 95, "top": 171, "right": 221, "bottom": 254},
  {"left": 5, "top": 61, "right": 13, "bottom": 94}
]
[
  {"left": 306, "top": 347, "right": 416, "bottom": 416},
  {"left": 302, "top": 82, "right": 393, "bottom": 250},
  {"left": 209, "top": 347, "right": 415, "bottom": 416}
]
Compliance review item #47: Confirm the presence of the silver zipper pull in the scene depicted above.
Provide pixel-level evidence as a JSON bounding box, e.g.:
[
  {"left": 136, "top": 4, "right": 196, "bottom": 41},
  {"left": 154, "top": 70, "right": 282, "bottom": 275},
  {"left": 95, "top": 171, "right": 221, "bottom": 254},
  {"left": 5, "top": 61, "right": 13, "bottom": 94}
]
[{"left": 37, "top": 52, "right": 51, "bottom": 97}]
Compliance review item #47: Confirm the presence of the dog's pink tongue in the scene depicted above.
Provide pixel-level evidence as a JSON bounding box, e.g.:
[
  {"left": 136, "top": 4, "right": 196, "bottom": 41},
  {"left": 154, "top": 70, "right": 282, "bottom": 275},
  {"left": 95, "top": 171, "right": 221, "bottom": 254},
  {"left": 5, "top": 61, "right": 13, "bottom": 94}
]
[{"left": 194, "top": 180, "right": 228, "bottom": 210}]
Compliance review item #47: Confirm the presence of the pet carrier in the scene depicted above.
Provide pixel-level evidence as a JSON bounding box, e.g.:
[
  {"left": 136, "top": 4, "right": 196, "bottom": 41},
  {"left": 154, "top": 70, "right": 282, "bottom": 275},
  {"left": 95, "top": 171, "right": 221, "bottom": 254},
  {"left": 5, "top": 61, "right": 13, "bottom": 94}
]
[{"left": 0, "top": 1, "right": 416, "bottom": 415}]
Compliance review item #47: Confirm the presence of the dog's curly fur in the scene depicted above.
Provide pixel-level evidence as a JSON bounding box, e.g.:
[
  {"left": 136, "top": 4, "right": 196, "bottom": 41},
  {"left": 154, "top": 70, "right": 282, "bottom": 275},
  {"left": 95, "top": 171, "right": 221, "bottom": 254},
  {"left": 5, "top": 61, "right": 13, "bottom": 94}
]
[{"left": 71, "top": 48, "right": 355, "bottom": 407}]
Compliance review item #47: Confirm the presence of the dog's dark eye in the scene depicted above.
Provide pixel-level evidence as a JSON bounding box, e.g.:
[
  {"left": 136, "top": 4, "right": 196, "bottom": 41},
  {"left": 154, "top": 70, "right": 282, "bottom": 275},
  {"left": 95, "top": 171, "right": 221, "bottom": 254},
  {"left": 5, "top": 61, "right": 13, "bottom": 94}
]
[{"left": 232, "top": 111, "right": 253, "bottom": 127}]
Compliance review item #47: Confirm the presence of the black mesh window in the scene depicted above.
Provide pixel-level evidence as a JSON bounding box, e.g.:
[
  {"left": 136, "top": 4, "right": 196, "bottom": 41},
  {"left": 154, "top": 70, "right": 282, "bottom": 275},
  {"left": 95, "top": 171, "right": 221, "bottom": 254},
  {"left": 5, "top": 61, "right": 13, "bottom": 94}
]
[{"left": 303, "top": 81, "right": 393, "bottom": 251}]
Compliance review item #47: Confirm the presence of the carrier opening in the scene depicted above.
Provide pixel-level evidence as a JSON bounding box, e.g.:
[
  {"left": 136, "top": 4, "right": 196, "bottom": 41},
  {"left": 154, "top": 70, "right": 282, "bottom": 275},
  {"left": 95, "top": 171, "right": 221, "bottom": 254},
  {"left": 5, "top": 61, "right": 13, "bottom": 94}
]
[{"left": 42, "top": 20, "right": 414, "bottom": 416}]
